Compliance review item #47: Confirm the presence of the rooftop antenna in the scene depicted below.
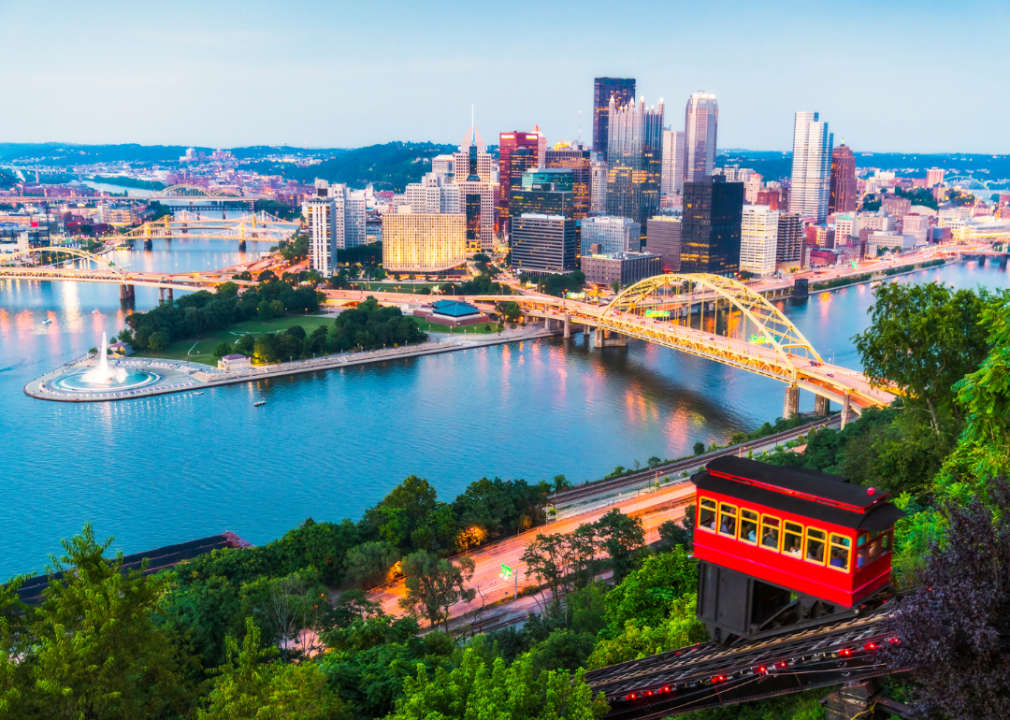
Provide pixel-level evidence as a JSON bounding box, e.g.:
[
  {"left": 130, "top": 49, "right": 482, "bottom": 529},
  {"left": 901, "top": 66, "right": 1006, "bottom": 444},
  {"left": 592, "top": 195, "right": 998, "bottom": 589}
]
[
  {"left": 471, "top": 104, "right": 475, "bottom": 144},
  {"left": 578, "top": 110, "right": 582, "bottom": 142}
]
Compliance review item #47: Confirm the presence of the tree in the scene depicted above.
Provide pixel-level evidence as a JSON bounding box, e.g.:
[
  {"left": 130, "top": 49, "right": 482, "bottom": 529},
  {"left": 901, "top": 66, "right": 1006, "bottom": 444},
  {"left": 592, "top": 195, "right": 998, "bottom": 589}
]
[
  {"left": 28, "top": 524, "right": 198, "bottom": 719},
  {"left": 693, "top": 442, "right": 706, "bottom": 456},
  {"left": 522, "top": 532, "right": 577, "bottom": 603},
  {"left": 387, "top": 649, "right": 607, "bottom": 720},
  {"left": 213, "top": 341, "right": 233, "bottom": 358},
  {"left": 602, "top": 548, "right": 698, "bottom": 632},
  {"left": 647, "top": 456, "right": 662, "bottom": 468},
  {"left": 344, "top": 541, "right": 400, "bottom": 589},
  {"left": 148, "top": 330, "right": 169, "bottom": 352},
  {"left": 854, "top": 282, "right": 990, "bottom": 448},
  {"left": 399, "top": 551, "right": 476, "bottom": 632},
  {"left": 883, "top": 477, "right": 1010, "bottom": 719},
  {"left": 594, "top": 509, "right": 645, "bottom": 583},
  {"left": 198, "top": 617, "right": 343, "bottom": 720}
]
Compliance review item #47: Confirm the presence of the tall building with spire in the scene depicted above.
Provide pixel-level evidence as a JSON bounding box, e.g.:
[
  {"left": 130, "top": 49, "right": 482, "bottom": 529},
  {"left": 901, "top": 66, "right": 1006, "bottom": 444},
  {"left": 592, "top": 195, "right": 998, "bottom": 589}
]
[
  {"left": 829, "top": 143, "right": 857, "bottom": 214},
  {"left": 605, "top": 96, "right": 664, "bottom": 235},
  {"left": 789, "top": 112, "right": 833, "bottom": 223},
  {"left": 454, "top": 118, "right": 494, "bottom": 251},
  {"left": 684, "top": 92, "right": 718, "bottom": 183},
  {"left": 593, "top": 77, "right": 636, "bottom": 162},
  {"left": 499, "top": 131, "right": 542, "bottom": 231}
]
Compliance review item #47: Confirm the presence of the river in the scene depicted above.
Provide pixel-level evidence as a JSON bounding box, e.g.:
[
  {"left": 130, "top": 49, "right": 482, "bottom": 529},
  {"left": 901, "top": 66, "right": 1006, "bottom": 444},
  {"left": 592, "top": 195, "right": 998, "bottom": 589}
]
[{"left": 1, "top": 242, "right": 1007, "bottom": 579}]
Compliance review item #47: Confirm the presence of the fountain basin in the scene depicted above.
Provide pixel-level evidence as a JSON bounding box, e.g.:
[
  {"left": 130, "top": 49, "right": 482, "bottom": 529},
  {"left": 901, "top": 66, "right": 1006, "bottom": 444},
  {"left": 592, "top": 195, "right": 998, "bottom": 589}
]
[{"left": 52, "top": 368, "right": 161, "bottom": 393}]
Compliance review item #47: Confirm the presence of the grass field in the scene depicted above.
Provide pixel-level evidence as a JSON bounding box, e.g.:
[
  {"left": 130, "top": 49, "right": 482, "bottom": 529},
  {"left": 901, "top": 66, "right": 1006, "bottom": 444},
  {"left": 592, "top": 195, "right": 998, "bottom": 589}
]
[
  {"left": 139, "top": 314, "right": 334, "bottom": 364},
  {"left": 411, "top": 318, "right": 500, "bottom": 335},
  {"left": 348, "top": 282, "right": 439, "bottom": 294}
]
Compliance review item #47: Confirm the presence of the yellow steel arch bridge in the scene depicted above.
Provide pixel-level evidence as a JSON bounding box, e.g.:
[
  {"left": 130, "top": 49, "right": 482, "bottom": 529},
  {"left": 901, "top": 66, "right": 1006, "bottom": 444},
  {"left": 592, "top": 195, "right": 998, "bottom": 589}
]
[
  {"left": 119, "top": 212, "right": 299, "bottom": 243},
  {"left": 161, "top": 185, "right": 230, "bottom": 197}
]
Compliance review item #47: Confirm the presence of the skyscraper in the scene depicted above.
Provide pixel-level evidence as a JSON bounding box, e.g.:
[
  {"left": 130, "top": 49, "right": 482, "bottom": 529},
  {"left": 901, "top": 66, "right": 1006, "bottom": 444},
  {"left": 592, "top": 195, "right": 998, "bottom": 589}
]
[
  {"left": 302, "top": 179, "right": 366, "bottom": 275},
  {"left": 680, "top": 175, "right": 744, "bottom": 275},
  {"left": 789, "top": 112, "right": 833, "bottom": 223},
  {"left": 684, "top": 92, "right": 718, "bottom": 183},
  {"left": 545, "top": 144, "right": 591, "bottom": 221},
  {"left": 740, "top": 205, "right": 780, "bottom": 276},
  {"left": 829, "top": 143, "right": 857, "bottom": 214},
  {"left": 510, "top": 214, "right": 577, "bottom": 276},
  {"left": 661, "top": 129, "right": 686, "bottom": 196},
  {"left": 605, "top": 96, "right": 664, "bottom": 233},
  {"left": 455, "top": 125, "right": 494, "bottom": 251},
  {"left": 776, "top": 212, "right": 803, "bottom": 264},
  {"left": 593, "top": 77, "right": 636, "bottom": 161},
  {"left": 590, "top": 159, "right": 607, "bottom": 214},
  {"left": 499, "top": 132, "right": 541, "bottom": 229}
]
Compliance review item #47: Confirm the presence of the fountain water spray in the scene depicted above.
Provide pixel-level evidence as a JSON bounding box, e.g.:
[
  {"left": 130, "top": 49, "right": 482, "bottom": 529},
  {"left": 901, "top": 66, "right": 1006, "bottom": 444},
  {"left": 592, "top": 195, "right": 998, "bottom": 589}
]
[{"left": 82, "top": 335, "right": 127, "bottom": 385}]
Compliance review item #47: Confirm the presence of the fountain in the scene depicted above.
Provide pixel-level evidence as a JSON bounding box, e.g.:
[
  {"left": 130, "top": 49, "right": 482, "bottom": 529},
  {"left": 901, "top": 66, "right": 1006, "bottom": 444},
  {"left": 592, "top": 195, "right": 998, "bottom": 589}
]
[
  {"left": 81, "top": 335, "right": 128, "bottom": 385},
  {"left": 48, "top": 335, "right": 162, "bottom": 394}
]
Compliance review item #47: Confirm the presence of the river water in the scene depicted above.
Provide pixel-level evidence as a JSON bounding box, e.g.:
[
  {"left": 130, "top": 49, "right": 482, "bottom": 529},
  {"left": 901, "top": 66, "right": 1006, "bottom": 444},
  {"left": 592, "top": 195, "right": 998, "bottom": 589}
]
[{"left": 1, "top": 242, "right": 1007, "bottom": 579}]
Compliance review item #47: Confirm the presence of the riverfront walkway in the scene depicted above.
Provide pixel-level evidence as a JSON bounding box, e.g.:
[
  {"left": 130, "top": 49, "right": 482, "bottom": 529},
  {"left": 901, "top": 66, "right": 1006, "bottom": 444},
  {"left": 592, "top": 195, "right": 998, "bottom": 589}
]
[{"left": 23, "top": 324, "right": 558, "bottom": 403}]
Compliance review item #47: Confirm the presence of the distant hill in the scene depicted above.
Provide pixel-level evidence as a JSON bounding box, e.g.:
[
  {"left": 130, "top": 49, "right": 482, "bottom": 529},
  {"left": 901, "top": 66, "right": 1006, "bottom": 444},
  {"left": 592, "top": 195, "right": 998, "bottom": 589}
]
[{"left": 245, "top": 141, "right": 459, "bottom": 192}]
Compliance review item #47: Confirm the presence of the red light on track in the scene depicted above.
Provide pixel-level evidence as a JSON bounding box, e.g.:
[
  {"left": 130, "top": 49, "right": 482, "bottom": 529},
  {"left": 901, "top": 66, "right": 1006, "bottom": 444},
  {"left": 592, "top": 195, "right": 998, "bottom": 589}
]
[
  {"left": 661, "top": 686, "right": 671, "bottom": 693},
  {"left": 754, "top": 666, "right": 767, "bottom": 675},
  {"left": 888, "top": 637, "right": 900, "bottom": 645},
  {"left": 839, "top": 648, "right": 853, "bottom": 657},
  {"left": 645, "top": 691, "right": 653, "bottom": 697},
  {"left": 775, "top": 661, "right": 788, "bottom": 669},
  {"left": 626, "top": 693, "right": 637, "bottom": 700},
  {"left": 864, "top": 642, "right": 878, "bottom": 651},
  {"left": 712, "top": 675, "right": 726, "bottom": 684}
]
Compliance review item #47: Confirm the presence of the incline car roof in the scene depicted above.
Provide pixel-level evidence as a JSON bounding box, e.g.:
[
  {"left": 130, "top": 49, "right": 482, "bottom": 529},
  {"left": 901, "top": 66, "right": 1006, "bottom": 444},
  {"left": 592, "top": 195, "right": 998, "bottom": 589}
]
[{"left": 695, "top": 457, "right": 904, "bottom": 532}]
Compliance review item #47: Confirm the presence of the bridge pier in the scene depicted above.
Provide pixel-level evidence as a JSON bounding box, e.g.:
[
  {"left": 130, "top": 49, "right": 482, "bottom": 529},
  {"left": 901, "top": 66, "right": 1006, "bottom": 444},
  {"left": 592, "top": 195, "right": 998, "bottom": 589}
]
[
  {"left": 814, "top": 395, "right": 830, "bottom": 417},
  {"left": 119, "top": 284, "right": 135, "bottom": 302},
  {"left": 563, "top": 315, "right": 570, "bottom": 339},
  {"left": 840, "top": 393, "right": 851, "bottom": 429},
  {"left": 144, "top": 239, "right": 152, "bottom": 250},
  {"left": 978, "top": 256, "right": 986, "bottom": 266},
  {"left": 1001, "top": 255, "right": 1008, "bottom": 271},
  {"left": 783, "top": 385, "right": 800, "bottom": 420},
  {"left": 159, "top": 287, "right": 165, "bottom": 303},
  {"left": 593, "top": 328, "right": 627, "bottom": 348},
  {"left": 167, "top": 288, "right": 174, "bottom": 303},
  {"left": 239, "top": 240, "right": 247, "bottom": 252}
]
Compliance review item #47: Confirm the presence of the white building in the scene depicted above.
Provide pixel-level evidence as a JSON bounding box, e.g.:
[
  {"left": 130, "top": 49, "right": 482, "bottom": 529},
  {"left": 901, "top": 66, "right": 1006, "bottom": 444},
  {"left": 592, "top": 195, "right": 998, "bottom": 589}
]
[
  {"left": 717, "top": 165, "right": 754, "bottom": 182},
  {"left": 868, "top": 231, "right": 913, "bottom": 254},
  {"left": 859, "top": 212, "right": 896, "bottom": 233},
  {"left": 684, "top": 92, "right": 718, "bottom": 182},
  {"left": 901, "top": 214, "right": 930, "bottom": 247},
  {"left": 302, "top": 179, "right": 368, "bottom": 275},
  {"left": 0, "top": 230, "right": 28, "bottom": 256},
  {"left": 404, "top": 172, "right": 462, "bottom": 215},
  {"left": 949, "top": 217, "right": 1010, "bottom": 243},
  {"left": 834, "top": 213, "right": 861, "bottom": 242},
  {"left": 744, "top": 173, "right": 763, "bottom": 204},
  {"left": 432, "top": 155, "right": 454, "bottom": 181},
  {"left": 590, "top": 159, "right": 608, "bottom": 214},
  {"left": 740, "top": 205, "right": 779, "bottom": 276},
  {"left": 938, "top": 205, "right": 973, "bottom": 226},
  {"left": 661, "top": 129, "right": 685, "bottom": 196},
  {"left": 452, "top": 127, "right": 494, "bottom": 184},
  {"left": 788, "top": 111, "right": 833, "bottom": 223},
  {"left": 926, "top": 167, "right": 945, "bottom": 188},
  {"left": 581, "top": 215, "right": 641, "bottom": 256},
  {"left": 382, "top": 211, "right": 467, "bottom": 273}
]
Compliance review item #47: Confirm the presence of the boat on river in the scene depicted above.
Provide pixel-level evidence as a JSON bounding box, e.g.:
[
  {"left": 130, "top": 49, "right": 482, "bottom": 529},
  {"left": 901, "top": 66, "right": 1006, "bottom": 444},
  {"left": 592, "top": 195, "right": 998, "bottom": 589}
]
[{"left": 254, "top": 400, "right": 266, "bottom": 407}]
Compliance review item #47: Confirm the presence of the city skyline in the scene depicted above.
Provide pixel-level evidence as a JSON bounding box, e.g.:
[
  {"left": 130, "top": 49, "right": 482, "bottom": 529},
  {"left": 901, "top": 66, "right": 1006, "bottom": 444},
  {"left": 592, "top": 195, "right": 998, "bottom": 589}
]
[{"left": 0, "top": 0, "right": 1007, "bottom": 153}]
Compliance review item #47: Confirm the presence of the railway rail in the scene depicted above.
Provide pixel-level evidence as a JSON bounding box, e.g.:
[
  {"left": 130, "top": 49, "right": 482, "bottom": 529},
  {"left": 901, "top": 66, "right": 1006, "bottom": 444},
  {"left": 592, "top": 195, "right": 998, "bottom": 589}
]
[
  {"left": 548, "top": 415, "right": 839, "bottom": 510},
  {"left": 586, "top": 600, "right": 899, "bottom": 719}
]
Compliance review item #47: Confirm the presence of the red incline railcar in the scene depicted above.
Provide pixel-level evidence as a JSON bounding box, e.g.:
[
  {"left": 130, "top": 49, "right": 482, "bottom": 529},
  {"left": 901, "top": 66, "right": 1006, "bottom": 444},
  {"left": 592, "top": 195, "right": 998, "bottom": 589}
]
[{"left": 692, "top": 457, "right": 904, "bottom": 643}]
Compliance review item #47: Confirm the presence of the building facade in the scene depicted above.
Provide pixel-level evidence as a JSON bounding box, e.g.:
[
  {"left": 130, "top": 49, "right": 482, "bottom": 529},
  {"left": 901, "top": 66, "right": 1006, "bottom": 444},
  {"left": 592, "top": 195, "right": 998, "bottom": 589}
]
[
  {"left": 740, "top": 205, "right": 779, "bottom": 276},
  {"left": 684, "top": 92, "right": 718, "bottom": 183},
  {"left": 590, "top": 159, "right": 608, "bottom": 214},
  {"left": 645, "top": 216, "right": 682, "bottom": 272},
  {"left": 606, "top": 96, "right": 664, "bottom": 234},
  {"left": 788, "top": 111, "right": 833, "bottom": 223},
  {"left": 581, "top": 215, "right": 641, "bottom": 256},
  {"left": 829, "top": 144, "right": 857, "bottom": 214},
  {"left": 545, "top": 144, "right": 591, "bottom": 221},
  {"left": 776, "top": 212, "right": 803, "bottom": 264},
  {"left": 926, "top": 167, "right": 945, "bottom": 188},
  {"left": 661, "top": 129, "right": 686, "bottom": 196},
  {"left": 593, "top": 77, "right": 636, "bottom": 162},
  {"left": 581, "top": 251, "right": 663, "bottom": 286},
  {"left": 404, "top": 172, "right": 462, "bottom": 215},
  {"left": 499, "top": 131, "right": 542, "bottom": 226},
  {"left": 680, "top": 176, "right": 744, "bottom": 274},
  {"left": 382, "top": 211, "right": 466, "bottom": 273},
  {"left": 510, "top": 214, "right": 577, "bottom": 276},
  {"left": 302, "top": 179, "right": 344, "bottom": 275}
]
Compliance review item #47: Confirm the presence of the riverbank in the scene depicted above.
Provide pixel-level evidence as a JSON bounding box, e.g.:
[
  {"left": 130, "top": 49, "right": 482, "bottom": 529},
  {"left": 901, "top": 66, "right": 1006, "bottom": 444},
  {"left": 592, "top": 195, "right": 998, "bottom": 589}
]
[{"left": 23, "top": 324, "right": 560, "bottom": 403}]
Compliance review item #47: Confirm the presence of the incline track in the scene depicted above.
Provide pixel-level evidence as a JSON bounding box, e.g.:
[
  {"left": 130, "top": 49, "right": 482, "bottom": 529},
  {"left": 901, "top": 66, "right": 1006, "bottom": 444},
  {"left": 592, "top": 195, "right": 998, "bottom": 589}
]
[{"left": 587, "top": 605, "right": 897, "bottom": 719}]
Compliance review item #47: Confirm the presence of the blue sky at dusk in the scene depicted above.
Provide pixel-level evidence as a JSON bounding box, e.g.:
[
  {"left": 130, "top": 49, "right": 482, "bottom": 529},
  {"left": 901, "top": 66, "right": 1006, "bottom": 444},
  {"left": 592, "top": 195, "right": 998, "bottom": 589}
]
[{"left": 0, "top": 0, "right": 1005, "bottom": 152}]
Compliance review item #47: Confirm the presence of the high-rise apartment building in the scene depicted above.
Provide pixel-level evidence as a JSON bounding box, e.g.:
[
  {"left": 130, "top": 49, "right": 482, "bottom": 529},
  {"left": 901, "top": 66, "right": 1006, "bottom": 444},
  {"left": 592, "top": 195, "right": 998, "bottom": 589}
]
[
  {"left": 405, "top": 172, "right": 462, "bottom": 214},
  {"left": 590, "top": 159, "right": 607, "bottom": 214},
  {"left": 302, "top": 179, "right": 366, "bottom": 275},
  {"left": 382, "top": 211, "right": 466, "bottom": 273},
  {"left": 593, "top": 77, "right": 635, "bottom": 161},
  {"left": 455, "top": 127, "right": 495, "bottom": 251},
  {"left": 926, "top": 167, "right": 945, "bottom": 188},
  {"left": 680, "top": 175, "right": 744, "bottom": 274},
  {"left": 606, "top": 96, "right": 664, "bottom": 233},
  {"left": 829, "top": 144, "right": 857, "bottom": 214},
  {"left": 510, "top": 214, "right": 577, "bottom": 276},
  {"left": 546, "top": 144, "right": 591, "bottom": 221},
  {"left": 788, "top": 112, "right": 833, "bottom": 223},
  {"left": 646, "top": 216, "right": 682, "bottom": 272},
  {"left": 776, "top": 212, "right": 803, "bottom": 264},
  {"left": 499, "top": 131, "right": 542, "bottom": 226},
  {"left": 684, "top": 92, "right": 718, "bottom": 183},
  {"left": 581, "top": 215, "right": 641, "bottom": 256},
  {"left": 740, "top": 205, "right": 780, "bottom": 276},
  {"left": 661, "top": 129, "right": 686, "bottom": 196}
]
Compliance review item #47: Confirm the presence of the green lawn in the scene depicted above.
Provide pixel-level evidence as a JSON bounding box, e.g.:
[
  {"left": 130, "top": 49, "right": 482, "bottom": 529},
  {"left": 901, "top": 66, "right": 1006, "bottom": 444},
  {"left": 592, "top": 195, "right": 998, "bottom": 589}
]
[
  {"left": 411, "top": 318, "right": 500, "bottom": 335},
  {"left": 138, "top": 314, "right": 334, "bottom": 364}
]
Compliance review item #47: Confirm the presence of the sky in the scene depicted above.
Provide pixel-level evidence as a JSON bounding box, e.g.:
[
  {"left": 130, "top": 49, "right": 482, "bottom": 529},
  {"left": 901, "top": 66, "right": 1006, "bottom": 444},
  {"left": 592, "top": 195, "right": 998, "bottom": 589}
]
[{"left": 1, "top": 0, "right": 1007, "bottom": 153}]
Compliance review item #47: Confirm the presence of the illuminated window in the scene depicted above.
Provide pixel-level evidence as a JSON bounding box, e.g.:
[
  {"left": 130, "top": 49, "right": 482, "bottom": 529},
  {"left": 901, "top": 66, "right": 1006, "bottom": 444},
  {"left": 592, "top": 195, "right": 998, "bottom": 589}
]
[
  {"left": 740, "top": 509, "right": 759, "bottom": 544},
  {"left": 718, "top": 504, "right": 737, "bottom": 538},
  {"left": 783, "top": 522, "right": 803, "bottom": 557},
  {"left": 829, "top": 534, "right": 851, "bottom": 572},
  {"left": 760, "top": 515, "right": 780, "bottom": 551},
  {"left": 805, "top": 528, "right": 826, "bottom": 565},
  {"left": 698, "top": 498, "right": 717, "bottom": 532}
]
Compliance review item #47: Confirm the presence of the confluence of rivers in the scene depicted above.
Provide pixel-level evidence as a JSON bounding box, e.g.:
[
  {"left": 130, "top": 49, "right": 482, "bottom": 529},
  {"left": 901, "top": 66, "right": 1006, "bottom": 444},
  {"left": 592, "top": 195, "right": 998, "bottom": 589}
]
[{"left": 1, "top": 237, "right": 1007, "bottom": 579}]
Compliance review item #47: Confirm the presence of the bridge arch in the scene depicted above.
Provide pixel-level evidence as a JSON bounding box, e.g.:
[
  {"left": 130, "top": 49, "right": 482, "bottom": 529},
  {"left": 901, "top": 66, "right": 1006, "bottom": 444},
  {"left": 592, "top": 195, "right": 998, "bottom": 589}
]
[
  {"left": 0, "top": 246, "right": 123, "bottom": 274},
  {"left": 162, "top": 185, "right": 227, "bottom": 197},
  {"left": 602, "top": 273, "right": 823, "bottom": 363}
]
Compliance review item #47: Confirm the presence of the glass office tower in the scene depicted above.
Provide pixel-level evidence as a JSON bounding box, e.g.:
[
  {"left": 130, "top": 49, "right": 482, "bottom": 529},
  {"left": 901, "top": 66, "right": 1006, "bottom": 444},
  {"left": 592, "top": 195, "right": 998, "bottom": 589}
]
[
  {"left": 593, "top": 77, "right": 635, "bottom": 162},
  {"left": 605, "top": 96, "right": 664, "bottom": 236}
]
